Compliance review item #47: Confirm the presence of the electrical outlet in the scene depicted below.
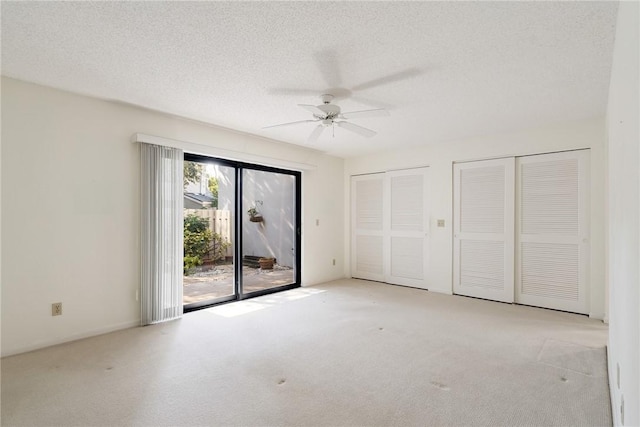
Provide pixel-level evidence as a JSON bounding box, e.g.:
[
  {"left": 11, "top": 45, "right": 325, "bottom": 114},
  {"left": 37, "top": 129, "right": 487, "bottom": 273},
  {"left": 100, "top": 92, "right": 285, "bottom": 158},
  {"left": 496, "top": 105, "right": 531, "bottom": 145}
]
[
  {"left": 316, "top": 219, "right": 320, "bottom": 226},
  {"left": 52, "top": 302, "right": 62, "bottom": 316},
  {"left": 437, "top": 219, "right": 445, "bottom": 227},
  {"left": 332, "top": 258, "right": 336, "bottom": 266}
]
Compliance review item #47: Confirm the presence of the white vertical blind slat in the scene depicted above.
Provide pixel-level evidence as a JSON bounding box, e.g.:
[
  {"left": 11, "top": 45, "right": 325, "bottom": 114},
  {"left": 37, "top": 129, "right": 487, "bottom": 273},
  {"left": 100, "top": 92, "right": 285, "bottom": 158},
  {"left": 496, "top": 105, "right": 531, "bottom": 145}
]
[{"left": 141, "top": 143, "right": 183, "bottom": 325}]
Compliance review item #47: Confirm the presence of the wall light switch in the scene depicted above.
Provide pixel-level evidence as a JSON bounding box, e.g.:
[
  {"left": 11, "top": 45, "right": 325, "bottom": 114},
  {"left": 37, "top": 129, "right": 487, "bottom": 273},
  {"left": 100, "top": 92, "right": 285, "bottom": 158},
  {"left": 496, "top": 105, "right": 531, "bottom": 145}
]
[{"left": 437, "top": 219, "right": 445, "bottom": 227}]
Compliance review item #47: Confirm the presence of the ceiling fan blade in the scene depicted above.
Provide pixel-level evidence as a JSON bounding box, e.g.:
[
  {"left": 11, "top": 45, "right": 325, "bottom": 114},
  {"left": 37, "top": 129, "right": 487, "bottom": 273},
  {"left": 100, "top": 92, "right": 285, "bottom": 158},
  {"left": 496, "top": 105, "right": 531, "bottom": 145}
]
[
  {"left": 298, "top": 104, "right": 327, "bottom": 117},
  {"left": 340, "top": 108, "right": 390, "bottom": 119},
  {"left": 349, "top": 95, "right": 393, "bottom": 109},
  {"left": 351, "top": 67, "right": 424, "bottom": 91},
  {"left": 308, "top": 124, "right": 325, "bottom": 143},
  {"left": 268, "top": 87, "right": 321, "bottom": 96},
  {"left": 262, "top": 119, "right": 318, "bottom": 129},
  {"left": 336, "top": 121, "right": 377, "bottom": 138}
]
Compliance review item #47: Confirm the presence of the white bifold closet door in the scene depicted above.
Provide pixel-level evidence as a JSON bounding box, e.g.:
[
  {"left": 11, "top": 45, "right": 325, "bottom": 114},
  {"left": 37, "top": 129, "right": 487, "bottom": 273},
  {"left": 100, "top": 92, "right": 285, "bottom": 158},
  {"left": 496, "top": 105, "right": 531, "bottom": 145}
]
[
  {"left": 516, "top": 150, "right": 589, "bottom": 314},
  {"left": 351, "top": 174, "right": 385, "bottom": 282},
  {"left": 351, "top": 168, "right": 430, "bottom": 289},
  {"left": 384, "top": 168, "right": 430, "bottom": 288},
  {"left": 453, "top": 158, "right": 515, "bottom": 303}
]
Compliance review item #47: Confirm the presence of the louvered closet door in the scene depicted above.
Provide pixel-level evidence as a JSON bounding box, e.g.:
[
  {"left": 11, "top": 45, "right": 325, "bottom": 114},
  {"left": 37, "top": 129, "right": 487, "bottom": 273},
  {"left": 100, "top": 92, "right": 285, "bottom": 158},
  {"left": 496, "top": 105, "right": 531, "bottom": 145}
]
[
  {"left": 516, "top": 150, "right": 589, "bottom": 314},
  {"left": 351, "top": 174, "right": 385, "bottom": 282},
  {"left": 385, "top": 168, "right": 430, "bottom": 289},
  {"left": 453, "top": 158, "right": 515, "bottom": 302}
]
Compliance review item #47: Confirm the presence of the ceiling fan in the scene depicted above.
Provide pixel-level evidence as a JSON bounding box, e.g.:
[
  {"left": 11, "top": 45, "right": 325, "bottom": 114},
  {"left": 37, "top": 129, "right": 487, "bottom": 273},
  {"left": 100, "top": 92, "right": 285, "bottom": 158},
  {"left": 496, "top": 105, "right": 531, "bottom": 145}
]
[{"left": 263, "top": 94, "right": 390, "bottom": 143}]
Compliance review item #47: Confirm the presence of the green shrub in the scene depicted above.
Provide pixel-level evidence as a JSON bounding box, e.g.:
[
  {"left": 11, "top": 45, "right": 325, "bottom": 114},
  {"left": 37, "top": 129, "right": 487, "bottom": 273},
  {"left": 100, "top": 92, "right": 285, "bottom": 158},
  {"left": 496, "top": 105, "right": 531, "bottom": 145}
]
[
  {"left": 184, "top": 214, "right": 212, "bottom": 275},
  {"left": 210, "top": 232, "right": 231, "bottom": 262},
  {"left": 183, "top": 256, "right": 202, "bottom": 274}
]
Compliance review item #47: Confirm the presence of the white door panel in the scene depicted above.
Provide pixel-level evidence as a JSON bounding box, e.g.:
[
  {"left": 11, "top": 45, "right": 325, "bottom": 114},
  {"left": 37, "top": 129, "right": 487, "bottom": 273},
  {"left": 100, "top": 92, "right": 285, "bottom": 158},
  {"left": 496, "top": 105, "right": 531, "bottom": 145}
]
[
  {"left": 351, "top": 174, "right": 385, "bottom": 282},
  {"left": 351, "top": 168, "right": 430, "bottom": 288},
  {"left": 385, "top": 168, "right": 430, "bottom": 288},
  {"left": 453, "top": 158, "right": 515, "bottom": 303},
  {"left": 516, "top": 150, "right": 589, "bottom": 313}
]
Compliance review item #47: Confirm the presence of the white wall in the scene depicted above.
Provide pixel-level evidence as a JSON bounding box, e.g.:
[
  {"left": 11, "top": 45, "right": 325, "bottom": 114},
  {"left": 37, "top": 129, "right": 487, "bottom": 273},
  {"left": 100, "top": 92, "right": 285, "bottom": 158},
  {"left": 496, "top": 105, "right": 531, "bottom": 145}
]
[
  {"left": 302, "top": 154, "right": 346, "bottom": 285},
  {"left": 345, "top": 117, "right": 607, "bottom": 319},
  {"left": 606, "top": 1, "right": 639, "bottom": 425},
  {"left": 1, "top": 77, "right": 345, "bottom": 356}
]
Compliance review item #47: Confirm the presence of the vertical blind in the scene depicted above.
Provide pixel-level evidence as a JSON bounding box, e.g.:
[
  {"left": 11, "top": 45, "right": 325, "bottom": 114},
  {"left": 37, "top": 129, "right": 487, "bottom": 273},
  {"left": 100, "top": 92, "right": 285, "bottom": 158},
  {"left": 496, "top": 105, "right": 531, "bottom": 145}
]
[{"left": 140, "top": 143, "right": 183, "bottom": 325}]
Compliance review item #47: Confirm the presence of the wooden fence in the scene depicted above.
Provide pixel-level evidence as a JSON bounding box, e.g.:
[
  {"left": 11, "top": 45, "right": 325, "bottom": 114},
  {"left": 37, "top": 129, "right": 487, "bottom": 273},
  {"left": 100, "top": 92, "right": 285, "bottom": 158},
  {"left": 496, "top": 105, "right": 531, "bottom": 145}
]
[{"left": 184, "top": 209, "right": 233, "bottom": 259}]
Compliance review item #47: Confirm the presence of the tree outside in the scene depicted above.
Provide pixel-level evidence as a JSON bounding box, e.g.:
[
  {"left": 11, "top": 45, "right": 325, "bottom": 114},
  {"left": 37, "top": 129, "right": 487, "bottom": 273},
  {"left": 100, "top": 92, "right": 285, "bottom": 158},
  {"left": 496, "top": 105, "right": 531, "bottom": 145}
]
[{"left": 184, "top": 161, "right": 203, "bottom": 188}]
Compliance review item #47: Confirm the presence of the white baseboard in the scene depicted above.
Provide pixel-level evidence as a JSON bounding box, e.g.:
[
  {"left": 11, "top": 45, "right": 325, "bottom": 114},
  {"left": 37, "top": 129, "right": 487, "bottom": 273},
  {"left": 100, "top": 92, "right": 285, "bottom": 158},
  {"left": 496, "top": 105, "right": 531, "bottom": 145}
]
[
  {"left": 607, "top": 346, "right": 620, "bottom": 426},
  {"left": 1, "top": 319, "right": 140, "bottom": 358}
]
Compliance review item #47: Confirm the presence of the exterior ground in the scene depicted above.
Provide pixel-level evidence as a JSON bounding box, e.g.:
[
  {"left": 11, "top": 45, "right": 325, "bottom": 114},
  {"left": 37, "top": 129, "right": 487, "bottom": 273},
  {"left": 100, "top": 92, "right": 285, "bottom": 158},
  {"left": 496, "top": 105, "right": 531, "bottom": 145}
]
[{"left": 183, "top": 264, "right": 295, "bottom": 304}]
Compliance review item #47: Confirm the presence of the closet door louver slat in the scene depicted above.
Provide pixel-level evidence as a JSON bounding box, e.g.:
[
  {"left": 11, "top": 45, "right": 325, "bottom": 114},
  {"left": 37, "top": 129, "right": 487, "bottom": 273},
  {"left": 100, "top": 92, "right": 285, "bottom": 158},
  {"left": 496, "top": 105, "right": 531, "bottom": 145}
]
[
  {"left": 460, "top": 240, "right": 505, "bottom": 290},
  {"left": 356, "top": 235, "right": 384, "bottom": 275},
  {"left": 390, "top": 236, "right": 423, "bottom": 281}
]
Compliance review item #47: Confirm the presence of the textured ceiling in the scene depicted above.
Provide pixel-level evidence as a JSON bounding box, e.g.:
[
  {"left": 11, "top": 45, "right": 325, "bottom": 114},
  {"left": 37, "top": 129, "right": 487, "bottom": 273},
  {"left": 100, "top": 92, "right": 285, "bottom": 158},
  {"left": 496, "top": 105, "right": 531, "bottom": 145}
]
[{"left": 1, "top": 1, "right": 618, "bottom": 158}]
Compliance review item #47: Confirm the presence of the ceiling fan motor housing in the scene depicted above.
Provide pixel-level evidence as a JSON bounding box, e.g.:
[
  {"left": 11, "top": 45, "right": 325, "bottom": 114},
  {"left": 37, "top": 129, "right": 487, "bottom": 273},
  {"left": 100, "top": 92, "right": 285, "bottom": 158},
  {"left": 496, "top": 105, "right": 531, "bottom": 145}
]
[{"left": 316, "top": 103, "right": 341, "bottom": 119}]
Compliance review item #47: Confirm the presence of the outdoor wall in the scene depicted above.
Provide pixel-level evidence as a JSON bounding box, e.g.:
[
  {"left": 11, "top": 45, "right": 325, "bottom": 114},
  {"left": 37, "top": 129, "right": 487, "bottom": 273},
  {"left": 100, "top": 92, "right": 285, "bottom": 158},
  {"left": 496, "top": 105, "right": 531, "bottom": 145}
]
[
  {"left": 606, "top": 1, "right": 640, "bottom": 425},
  {"left": 1, "top": 77, "right": 345, "bottom": 356},
  {"left": 345, "top": 117, "right": 607, "bottom": 320},
  {"left": 242, "top": 169, "right": 295, "bottom": 267},
  {"left": 215, "top": 165, "right": 235, "bottom": 211}
]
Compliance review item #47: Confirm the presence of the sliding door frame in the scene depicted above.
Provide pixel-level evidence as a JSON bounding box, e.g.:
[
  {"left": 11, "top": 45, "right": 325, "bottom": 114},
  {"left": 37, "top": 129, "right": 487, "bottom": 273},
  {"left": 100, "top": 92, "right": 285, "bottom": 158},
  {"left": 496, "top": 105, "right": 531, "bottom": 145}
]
[{"left": 183, "top": 153, "right": 302, "bottom": 312}]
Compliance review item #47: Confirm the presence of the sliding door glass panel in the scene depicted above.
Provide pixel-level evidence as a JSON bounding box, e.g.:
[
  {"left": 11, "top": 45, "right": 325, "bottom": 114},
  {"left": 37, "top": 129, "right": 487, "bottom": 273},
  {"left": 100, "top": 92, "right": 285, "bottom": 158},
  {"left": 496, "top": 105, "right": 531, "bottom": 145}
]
[
  {"left": 242, "top": 169, "right": 296, "bottom": 294},
  {"left": 183, "top": 161, "right": 236, "bottom": 307}
]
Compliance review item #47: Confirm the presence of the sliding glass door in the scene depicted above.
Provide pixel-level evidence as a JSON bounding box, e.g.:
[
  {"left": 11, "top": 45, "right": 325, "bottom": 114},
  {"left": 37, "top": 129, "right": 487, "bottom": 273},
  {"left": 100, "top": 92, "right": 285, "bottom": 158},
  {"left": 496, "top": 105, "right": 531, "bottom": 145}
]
[
  {"left": 183, "top": 154, "right": 300, "bottom": 311},
  {"left": 241, "top": 168, "right": 297, "bottom": 295},
  {"left": 183, "top": 160, "right": 237, "bottom": 309}
]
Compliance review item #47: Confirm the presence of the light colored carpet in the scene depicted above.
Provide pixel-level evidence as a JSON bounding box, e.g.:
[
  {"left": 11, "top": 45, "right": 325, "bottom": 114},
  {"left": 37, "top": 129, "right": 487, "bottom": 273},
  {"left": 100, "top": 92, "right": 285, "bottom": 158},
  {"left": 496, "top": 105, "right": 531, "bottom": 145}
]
[{"left": 1, "top": 279, "right": 610, "bottom": 426}]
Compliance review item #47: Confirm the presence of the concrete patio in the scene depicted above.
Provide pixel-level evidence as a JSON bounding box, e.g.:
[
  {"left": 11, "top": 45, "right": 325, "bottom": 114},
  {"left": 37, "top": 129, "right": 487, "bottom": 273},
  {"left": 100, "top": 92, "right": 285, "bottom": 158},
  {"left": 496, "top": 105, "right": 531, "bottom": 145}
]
[{"left": 183, "top": 264, "right": 295, "bottom": 304}]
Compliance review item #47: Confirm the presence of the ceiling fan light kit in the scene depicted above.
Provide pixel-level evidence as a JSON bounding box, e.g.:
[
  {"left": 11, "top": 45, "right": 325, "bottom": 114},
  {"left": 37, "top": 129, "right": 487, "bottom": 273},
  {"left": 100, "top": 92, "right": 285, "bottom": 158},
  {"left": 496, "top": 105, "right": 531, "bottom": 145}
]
[{"left": 264, "top": 94, "right": 390, "bottom": 143}]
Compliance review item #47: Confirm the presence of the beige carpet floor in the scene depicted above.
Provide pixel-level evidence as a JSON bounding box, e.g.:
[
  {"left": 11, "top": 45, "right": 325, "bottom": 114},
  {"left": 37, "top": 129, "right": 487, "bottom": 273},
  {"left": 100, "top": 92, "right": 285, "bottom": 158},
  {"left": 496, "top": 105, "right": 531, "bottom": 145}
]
[{"left": 1, "top": 279, "right": 610, "bottom": 426}]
